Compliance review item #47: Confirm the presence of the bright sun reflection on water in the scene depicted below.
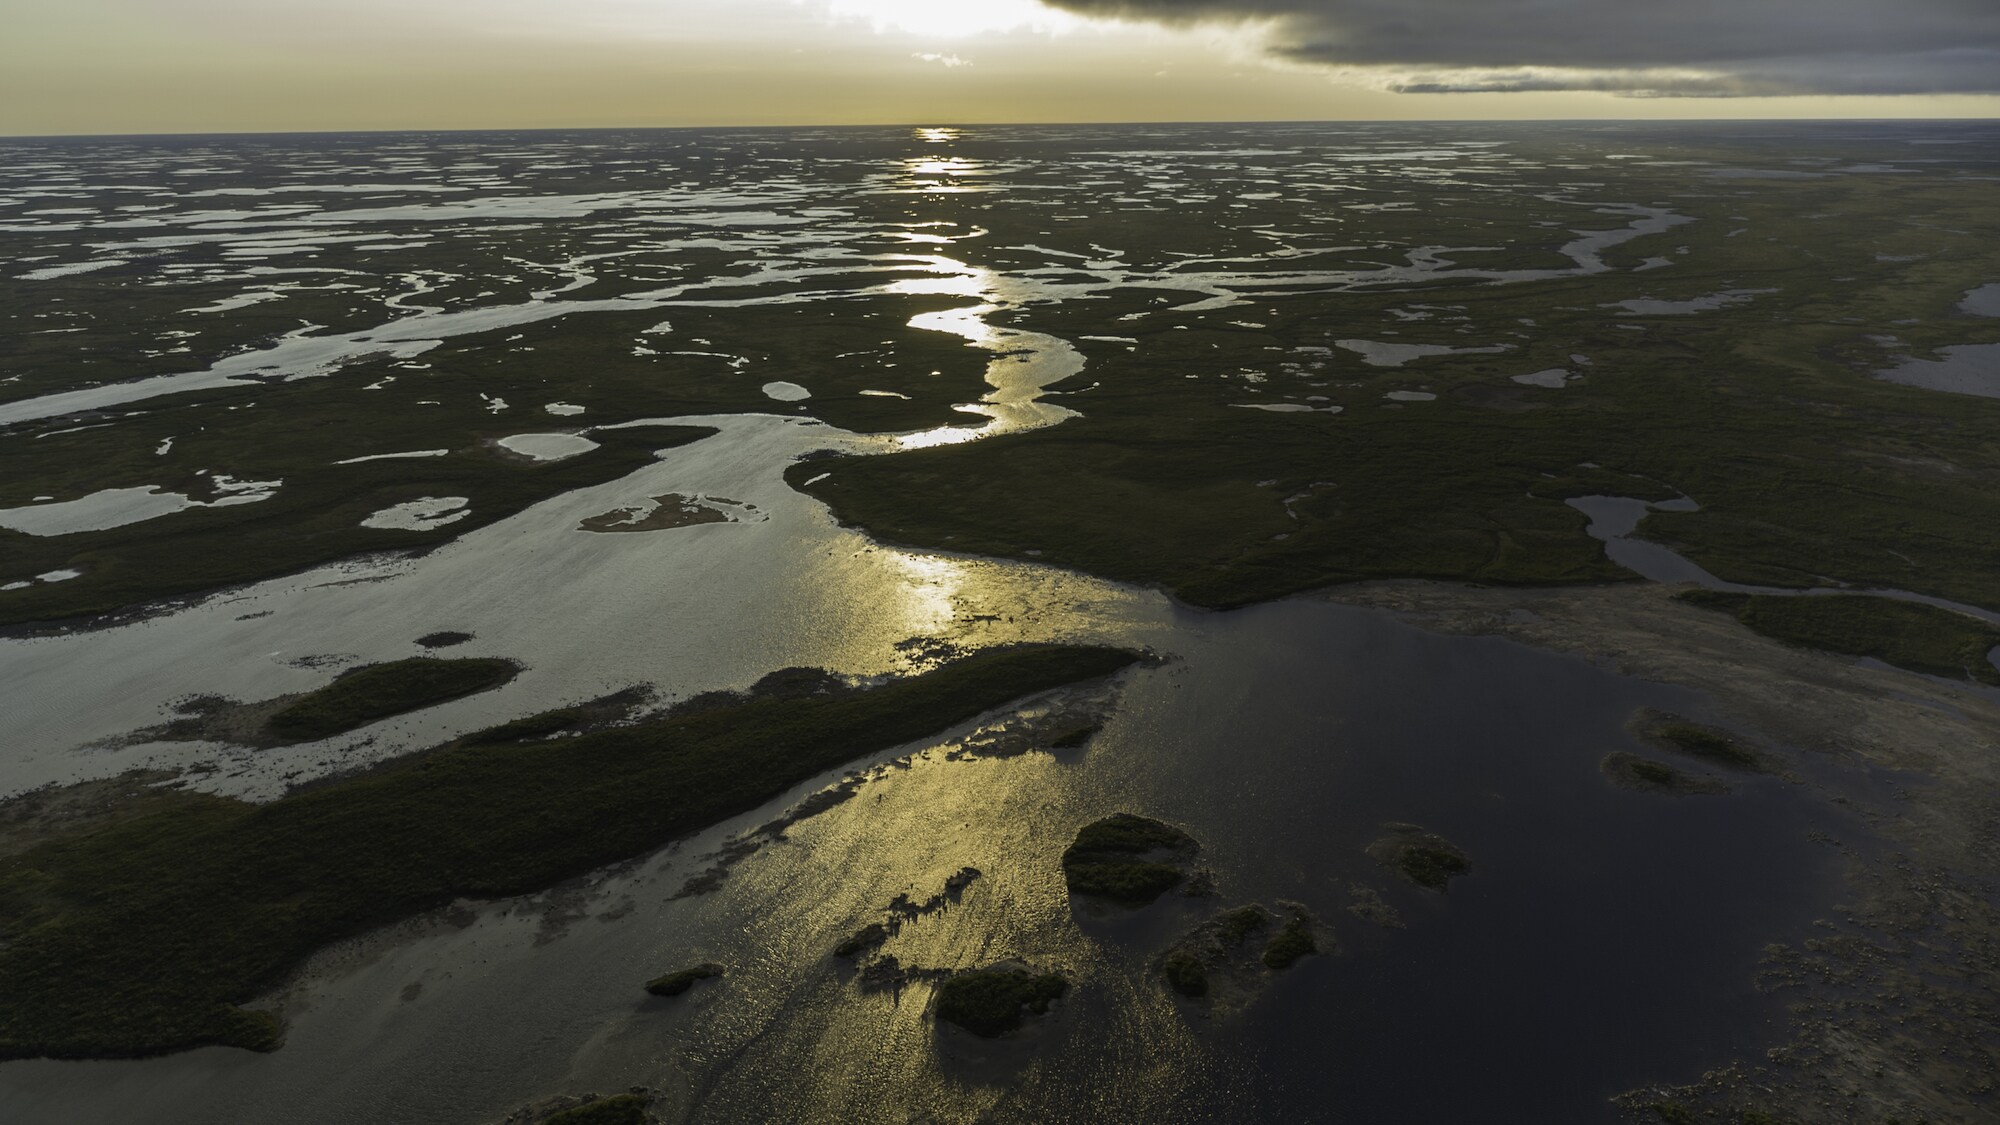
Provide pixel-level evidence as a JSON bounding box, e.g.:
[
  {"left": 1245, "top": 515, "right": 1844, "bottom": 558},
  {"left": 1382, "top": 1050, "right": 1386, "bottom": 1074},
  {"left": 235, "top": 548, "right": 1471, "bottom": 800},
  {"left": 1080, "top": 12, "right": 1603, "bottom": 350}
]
[
  {"left": 882, "top": 552, "right": 964, "bottom": 637},
  {"left": 905, "top": 157, "right": 980, "bottom": 178}
]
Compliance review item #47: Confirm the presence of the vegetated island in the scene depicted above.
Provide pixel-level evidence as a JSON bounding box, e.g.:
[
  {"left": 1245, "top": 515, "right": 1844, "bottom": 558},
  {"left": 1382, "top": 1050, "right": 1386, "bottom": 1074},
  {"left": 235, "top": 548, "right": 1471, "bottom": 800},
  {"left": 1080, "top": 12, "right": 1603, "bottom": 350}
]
[
  {"left": 528, "top": 1088, "right": 652, "bottom": 1120},
  {"left": 1675, "top": 589, "right": 2000, "bottom": 685},
  {"left": 0, "top": 643, "right": 1139, "bottom": 1059},
  {"left": 1629, "top": 709, "right": 1770, "bottom": 773},
  {"left": 1600, "top": 751, "right": 1730, "bottom": 796},
  {"left": 1060, "top": 812, "right": 1200, "bottom": 905},
  {"left": 1159, "top": 902, "right": 1326, "bottom": 1000},
  {"left": 153, "top": 656, "right": 521, "bottom": 746},
  {"left": 934, "top": 963, "right": 1069, "bottom": 1038},
  {"left": 1367, "top": 824, "right": 1472, "bottom": 891},
  {"left": 644, "top": 964, "right": 723, "bottom": 998}
]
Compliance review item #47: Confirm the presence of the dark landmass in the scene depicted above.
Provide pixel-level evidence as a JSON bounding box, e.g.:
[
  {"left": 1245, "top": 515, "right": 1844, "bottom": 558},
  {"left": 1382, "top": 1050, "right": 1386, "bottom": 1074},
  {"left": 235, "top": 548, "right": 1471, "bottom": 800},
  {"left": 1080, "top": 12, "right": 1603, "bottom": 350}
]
[
  {"left": 643, "top": 964, "right": 721, "bottom": 998},
  {"left": 1367, "top": 824, "right": 1472, "bottom": 891},
  {"left": 0, "top": 770, "right": 230, "bottom": 860},
  {"left": 1047, "top": 723, "right": 1100, "bottom": 750},
  {"left": 265, "top": 657, "right": 521, "bottom": 742},
  {"left": 542, "top": 1094, "right": 651, "bottom": 1125},
  {"left": 789, "top": 171, "right": 2000, "bottom": 617},
  {"left": 1157, "top": 902, "right": 1328, "bottom": 1003},
  {"left": 138, "top": 656, "right": 522, "bottom": 747},
  {"left": 415, "top": 631, "right": 475, "bottom": 649},
  {"left": 834, "top": 924, "right": 888, "bottom": 959},
  {"left": 1160, "top": 949, "right": 1210, "bottom": 997},
  {"left": 836, "top": 867, "right": 981, "bottom": 960},
  {"left": 464, "top": 687, "right": 652, "bottom": 746},
  {"left": 1259, "top": 908, "right": 1318, "bottom": 970},
  {"left": 934, "top": 965, "right": 1068, "bottom": 1038},
  {"left": 1676, "top": 590, "right": 2000, "bottom": 685},
  {"left": 1060, "top": 812, "right": 1200, "bottom": 905},
  {"left": 578, "top": 493, "right": 738, "bottom": 533},
  {"left": 1601, "top": 751, "right": 1730, "bottom": 796},
  {"left": 1631, "top": 710, "right": 1768, "bottom": 772},
  {"left": 0, "top": 643, "right": 1138, "bottom": 1059}
]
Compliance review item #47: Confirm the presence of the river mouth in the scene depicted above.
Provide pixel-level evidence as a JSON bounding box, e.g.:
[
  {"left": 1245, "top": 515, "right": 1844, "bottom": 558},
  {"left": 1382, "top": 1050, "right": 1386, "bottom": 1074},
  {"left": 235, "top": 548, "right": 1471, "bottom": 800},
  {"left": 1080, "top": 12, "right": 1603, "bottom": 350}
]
[{"left": 0, "top": 599, "right": 1855, "bottom": 1125}]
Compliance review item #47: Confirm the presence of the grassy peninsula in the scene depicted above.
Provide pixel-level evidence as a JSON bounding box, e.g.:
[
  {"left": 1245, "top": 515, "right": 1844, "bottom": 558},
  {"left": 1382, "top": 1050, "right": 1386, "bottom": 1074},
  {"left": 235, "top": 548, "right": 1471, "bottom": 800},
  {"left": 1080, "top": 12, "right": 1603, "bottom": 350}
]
[{"left": 1676, "top": 590, "right": 2000, "bottom": 685}]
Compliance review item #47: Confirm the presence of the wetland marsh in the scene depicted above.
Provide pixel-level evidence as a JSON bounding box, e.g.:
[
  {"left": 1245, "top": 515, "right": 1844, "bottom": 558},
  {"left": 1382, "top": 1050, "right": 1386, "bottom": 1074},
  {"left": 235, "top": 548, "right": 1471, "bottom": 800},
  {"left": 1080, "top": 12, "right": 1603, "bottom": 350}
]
[{"left": 3, "top": 120, "right": 1998, "bottom": 1124}]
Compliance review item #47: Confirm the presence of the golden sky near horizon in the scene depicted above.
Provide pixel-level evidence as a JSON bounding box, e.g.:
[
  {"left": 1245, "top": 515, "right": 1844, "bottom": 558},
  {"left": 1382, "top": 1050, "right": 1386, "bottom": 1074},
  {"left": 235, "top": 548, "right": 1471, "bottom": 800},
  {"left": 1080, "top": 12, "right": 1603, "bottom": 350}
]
[{"left": 3, "top": 0, "right": 1996, "bottom": 135}]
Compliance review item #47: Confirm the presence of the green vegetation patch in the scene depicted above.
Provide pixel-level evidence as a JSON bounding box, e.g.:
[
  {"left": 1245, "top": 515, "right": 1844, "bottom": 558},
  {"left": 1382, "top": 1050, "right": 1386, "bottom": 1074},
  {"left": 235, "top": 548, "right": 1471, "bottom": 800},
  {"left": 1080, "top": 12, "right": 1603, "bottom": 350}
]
[
  {"left": 791, "top": 170, "right": 2000, "bottom": 616},
  {"left": 464, "top": 687, "right": 651, "bottom": 746},
  {"left": 1368, "top": 824, "right": 1472, "bottom": 891},
  {"left": 0, "top": 643, "right": 1137, "bottom": 1059},
  {"left": 1160, "top": 950, "right": 1209, "bottom": 997},
  {"left": 543, "top": 1093, "right": 651, "bottom": 1125},
  {"left": 1060, "top": 812, "right": 1200, "bottom": 905},
  {"left": 834, "top": 923, "right": 889, "bottom": 959},
  {"left": 266, "top": 657, "right": 520, "bottom": 742},
  {"left": 1648, "top": 1101, "right": 1697, "bottom": 1125},
  {"left": 1260, "top": 911, "right": 1318, "bottom": 970},
  {"left": 1047, "top": 723, "right": 1101, "bottom": 750},
  {"left": 1631, "top": 709, "right": 1766, "bottom": 772},
  {"left": 644, "top": 963, "right": 722, "bottom": 997},
  {"left": 1678, "top": 590, "right": 2000, "bottom": 685},
  {"left": 1214, "top": 905, "right": 1270, "bottom": 946},
  {"left": 933, "top": 966, "right": 1068, "bottom": 1038},
  {"left": 1601, "top": 752, "right": 1730, "bottom": 796},
  {"left": 1157, "top": 901, "right": 1326, "bottom": 1001}
]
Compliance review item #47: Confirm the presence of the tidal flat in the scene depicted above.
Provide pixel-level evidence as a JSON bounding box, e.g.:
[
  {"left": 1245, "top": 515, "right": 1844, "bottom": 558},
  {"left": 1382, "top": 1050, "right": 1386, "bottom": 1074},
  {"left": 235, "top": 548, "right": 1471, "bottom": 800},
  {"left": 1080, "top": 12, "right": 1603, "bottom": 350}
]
[{"left": 3, "top": 120, "right": 1998, "bottom": 1124}]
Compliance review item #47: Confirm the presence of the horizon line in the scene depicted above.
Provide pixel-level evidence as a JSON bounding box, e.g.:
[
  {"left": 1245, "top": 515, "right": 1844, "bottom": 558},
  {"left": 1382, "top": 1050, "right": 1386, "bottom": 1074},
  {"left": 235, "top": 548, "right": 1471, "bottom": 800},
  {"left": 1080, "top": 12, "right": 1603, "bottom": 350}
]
[{"left": 5, "top": 114, "right": 1999, "bottom": 143}]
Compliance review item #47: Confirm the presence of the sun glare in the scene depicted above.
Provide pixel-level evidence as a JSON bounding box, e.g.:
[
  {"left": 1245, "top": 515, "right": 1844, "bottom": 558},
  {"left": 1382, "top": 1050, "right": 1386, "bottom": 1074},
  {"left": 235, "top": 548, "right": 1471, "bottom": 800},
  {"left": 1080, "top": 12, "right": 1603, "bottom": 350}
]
[{"left": 822, "top": 0, "right": 1078, "bottom": 39}]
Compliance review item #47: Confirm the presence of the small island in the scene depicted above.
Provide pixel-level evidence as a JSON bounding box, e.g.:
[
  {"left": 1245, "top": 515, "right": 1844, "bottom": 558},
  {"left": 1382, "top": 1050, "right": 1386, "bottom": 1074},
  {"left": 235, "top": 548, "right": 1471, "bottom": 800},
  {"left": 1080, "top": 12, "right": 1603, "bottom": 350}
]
[
  {"left": 934, "top": 964, "right": 1068, "bottom": 1038},
  {"left": 644, "top": 963, "right": 722, "bottom": 998},
  {"left": 1061, "top": 812, "right": 1200, "bottom": 905},
  {"left": 1367, "top": 824, "right": 1472, "bottom": 891},
  {"left": 1631, "top": 709, "right": 1768, "bottom": 772},
  {"left": 542, "top": 1093, "right": 651, "bottom": 1125},
  {"left": 1158, "top": 902, "right": 1326, "bottom": 1001},
  {"left": 1601, "top": 751, "right": 1729, "bottom": 796}
]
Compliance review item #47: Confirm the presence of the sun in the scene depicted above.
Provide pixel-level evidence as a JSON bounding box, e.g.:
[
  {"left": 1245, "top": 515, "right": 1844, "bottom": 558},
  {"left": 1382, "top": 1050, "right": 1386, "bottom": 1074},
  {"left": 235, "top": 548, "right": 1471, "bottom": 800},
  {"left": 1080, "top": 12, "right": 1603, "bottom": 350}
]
[{"left": 821, "top": 0, "right": 1079, "bottom": 39}]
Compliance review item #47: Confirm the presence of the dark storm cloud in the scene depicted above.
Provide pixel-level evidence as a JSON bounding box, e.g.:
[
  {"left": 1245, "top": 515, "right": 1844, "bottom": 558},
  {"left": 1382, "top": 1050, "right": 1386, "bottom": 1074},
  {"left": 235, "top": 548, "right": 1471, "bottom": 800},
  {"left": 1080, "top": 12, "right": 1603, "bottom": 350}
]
[{"left": 1044, "top": 0, "right": 2000, "bottom": 95}]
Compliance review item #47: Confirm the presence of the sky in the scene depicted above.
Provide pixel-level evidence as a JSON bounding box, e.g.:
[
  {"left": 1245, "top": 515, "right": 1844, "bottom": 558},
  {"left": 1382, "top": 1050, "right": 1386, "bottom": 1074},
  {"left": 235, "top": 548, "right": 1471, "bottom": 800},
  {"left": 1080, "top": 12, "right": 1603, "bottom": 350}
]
[{"left": 3, "top": 0, "right": 1996, "bottom": 135}]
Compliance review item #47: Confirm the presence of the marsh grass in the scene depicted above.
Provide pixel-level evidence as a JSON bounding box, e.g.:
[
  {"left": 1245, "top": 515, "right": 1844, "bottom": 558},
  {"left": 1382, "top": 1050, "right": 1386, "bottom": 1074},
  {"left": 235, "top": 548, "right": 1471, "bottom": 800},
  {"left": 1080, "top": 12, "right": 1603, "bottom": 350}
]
[
  {"left": 1601, "top": 751, "right": 1730, "bottom": 796},
  {"left": 1060, "top": 813, "right": 1199, "bottom": 904},
  {"left": 1677, "top": 590, "right": 2000, "bottom": 685},
  {"left": 543, "top": 1094, "right": 651, "bottom": 1125},
  {"left": 1632, "top": 710, "right": 1767, "bottom": 772},
  {"left": 1259, "top": 912, "right": 1317, "bottom": 970},
  {"left": 934, "top": 968, "right": 1068, "bottom": 1038},
  {"left": 1369, "top": 825, "right": 1472, "bottom": 891},
  {"left": 0, "top": 644, "right": 1137, "bottom": 1059},
  {"left": 266, "top": 657, "right": 519, "bottom": 742},
  {"left": 644, "top": 964, "right": 721, "bottom": 997}
]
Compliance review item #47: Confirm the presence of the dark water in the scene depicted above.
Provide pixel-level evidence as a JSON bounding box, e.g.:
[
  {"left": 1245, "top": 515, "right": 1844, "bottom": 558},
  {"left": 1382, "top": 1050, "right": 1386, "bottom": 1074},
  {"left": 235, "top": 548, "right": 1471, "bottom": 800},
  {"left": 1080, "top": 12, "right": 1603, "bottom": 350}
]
[{"left": 1036, "top": 601, "right": 1844, "bottom": 1123}]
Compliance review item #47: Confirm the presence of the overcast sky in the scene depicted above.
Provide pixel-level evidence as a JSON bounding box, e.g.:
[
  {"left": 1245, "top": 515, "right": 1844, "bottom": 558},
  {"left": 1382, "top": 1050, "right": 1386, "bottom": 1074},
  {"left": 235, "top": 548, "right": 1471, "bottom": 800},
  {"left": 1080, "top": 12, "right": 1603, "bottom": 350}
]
[{"left": 3, "top": 0, "right": 1995, "bottom": 135}]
